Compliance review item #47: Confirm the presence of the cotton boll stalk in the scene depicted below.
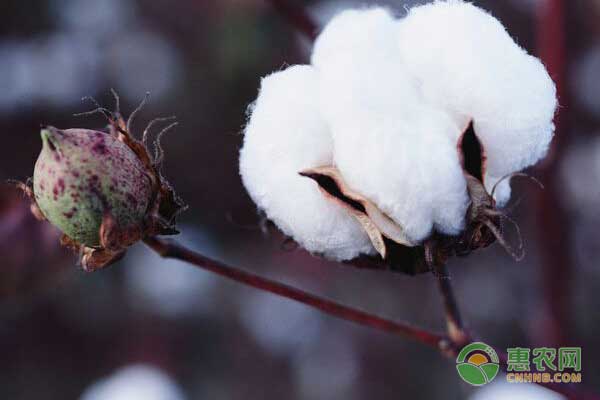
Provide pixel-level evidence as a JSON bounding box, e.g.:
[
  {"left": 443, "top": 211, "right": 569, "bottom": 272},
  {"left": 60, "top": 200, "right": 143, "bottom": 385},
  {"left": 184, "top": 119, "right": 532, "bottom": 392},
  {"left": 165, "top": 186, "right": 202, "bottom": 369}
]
[
  {"left": 397, "top": 0, "right": 557, "bottom": 205},
  {"left": 239, "top": 65, "right": 375, "bottom": 261}
]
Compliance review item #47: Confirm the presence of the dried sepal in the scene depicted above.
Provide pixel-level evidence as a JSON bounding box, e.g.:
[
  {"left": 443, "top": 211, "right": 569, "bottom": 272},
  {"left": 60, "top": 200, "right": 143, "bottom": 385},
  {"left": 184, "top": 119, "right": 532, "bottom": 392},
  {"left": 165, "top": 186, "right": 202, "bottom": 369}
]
[
  {"left": 455, "top": 119, "right": 547, "bottom": 263},
  {"left": 294, "top": 125, "right": 539, "bottom": 275},
  {"left": 352, "top": 213, "right": 387, "bottom": 258},
  {"left": 300, "top": 166, "right": 416, "bottom": 259},
  {"left": 101, "top": 96, "right": 186, "bottom": 236},
  {"left": 81, "top": 247, "right": 126, "bottom": 273},
  {"left": 8, "top": 179, "right": 46, "bottom": 222}
]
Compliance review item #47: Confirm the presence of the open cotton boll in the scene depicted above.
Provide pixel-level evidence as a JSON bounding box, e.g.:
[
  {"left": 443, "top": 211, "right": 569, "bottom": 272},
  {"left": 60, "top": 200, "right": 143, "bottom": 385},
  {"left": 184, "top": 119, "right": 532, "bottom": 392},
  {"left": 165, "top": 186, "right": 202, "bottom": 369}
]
[
  {"left": 397, "top": 0, "right": 557, "bottom": 204},
  {"left": 239, "top": 65, "right": 375, "bottom": 261},
  {"left": 241, "top": 5, "right": 542, "bottom": 264},
  {"left": 312, "top": 7, "right": 469, "bottom": 242}
]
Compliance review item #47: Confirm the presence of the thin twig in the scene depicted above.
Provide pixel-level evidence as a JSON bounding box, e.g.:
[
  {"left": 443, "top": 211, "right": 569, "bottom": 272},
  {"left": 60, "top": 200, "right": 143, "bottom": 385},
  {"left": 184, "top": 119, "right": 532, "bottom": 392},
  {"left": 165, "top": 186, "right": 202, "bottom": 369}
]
[
  {"left": 143, "top": 236, "right": 598, "bottom": 399},
  {"left": 143, "top": 236, "right": 446, "bottom": 349},
  {"left": 435, "top": 264, "right": 470, "bottom": 347},
  {"left": 266, "top": 0, "right": 319, "bottom": 41},
  {"left": 425, "top": 240, "right": 469, "bottom": 346}
]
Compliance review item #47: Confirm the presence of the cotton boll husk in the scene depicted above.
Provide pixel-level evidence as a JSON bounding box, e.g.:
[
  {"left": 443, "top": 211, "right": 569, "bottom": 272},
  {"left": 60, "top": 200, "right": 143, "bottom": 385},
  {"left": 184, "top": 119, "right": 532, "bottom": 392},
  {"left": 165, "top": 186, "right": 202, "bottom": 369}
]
[
  {"left": 397, "top": 0, "right": 557, "bottom": 204},
  {"left": 239, "top": 65, "right": 374, "bottom": 261},
  {"left": 312, "top": 7, "right": 469, "bottom": 241}
]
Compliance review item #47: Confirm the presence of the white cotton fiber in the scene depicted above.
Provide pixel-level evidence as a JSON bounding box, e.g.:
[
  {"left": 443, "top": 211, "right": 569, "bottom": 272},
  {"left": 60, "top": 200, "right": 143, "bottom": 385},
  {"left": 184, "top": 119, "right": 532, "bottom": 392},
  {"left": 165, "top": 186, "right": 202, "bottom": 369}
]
[
  {"left": 239, "top": 65, "right": 375, "bottom": 261},
  {"left": 312, "top": 7, "right": 469, "bottom": 241},
  {"left": 332, "top": 112, "right": 470, "bottom": 241},
  {"left": 397, "top": 0, "right": 557, "bottom": 204},
  {"left": 240, "top": 2, "right": 557, "bottom": 259},
  {"left": 311, "top": 7, "right": 398, "bottom": 71}
]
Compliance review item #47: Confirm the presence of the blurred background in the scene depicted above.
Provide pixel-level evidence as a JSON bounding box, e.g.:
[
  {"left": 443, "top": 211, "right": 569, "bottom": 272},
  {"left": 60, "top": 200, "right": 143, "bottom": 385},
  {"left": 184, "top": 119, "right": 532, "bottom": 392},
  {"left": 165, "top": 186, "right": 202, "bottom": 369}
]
[{"left": 0, "top": 0, "right": 598, "bottom": 399}]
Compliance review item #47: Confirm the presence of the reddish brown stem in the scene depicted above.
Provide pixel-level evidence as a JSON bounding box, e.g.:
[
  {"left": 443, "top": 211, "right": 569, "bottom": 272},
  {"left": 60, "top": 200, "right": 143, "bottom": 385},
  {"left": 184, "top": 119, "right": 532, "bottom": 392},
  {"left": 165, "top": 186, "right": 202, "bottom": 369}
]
[
  {"left": 435, "top": 264, "right": 470, "bottom": 347},
  {"left": 425, "top": 241, "right": 469, "bottom": 346},
  {"left": 143, "top": 236, "right": 599, "bottom": 399},
  {"left": 143, "top": 236, "right": 445, "bottom": 348},
  {"left": 266, "top": 0, "right": 319, "bottom": 41}
]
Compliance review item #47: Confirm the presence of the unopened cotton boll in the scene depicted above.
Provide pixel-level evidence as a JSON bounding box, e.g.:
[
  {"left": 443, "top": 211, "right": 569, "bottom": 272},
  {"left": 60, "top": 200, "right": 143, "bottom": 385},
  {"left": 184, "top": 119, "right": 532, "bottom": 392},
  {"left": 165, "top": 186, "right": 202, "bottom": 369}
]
[
  {"left": 239, "top": 65, "right": 375, "bottom": 261},
  {"left": 397, "top": 0, "right": 557, "bottom": 204},
  {"left": 313, "top": 7, "right": 469, "bottom": 241}
]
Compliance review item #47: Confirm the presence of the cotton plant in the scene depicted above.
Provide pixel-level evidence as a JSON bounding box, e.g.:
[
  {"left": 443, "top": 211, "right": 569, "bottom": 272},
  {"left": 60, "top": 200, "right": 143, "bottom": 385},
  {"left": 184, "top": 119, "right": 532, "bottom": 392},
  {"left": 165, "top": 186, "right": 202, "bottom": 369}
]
[
  {"left": 240, "top": 1, "right": 557, "bottom": 273},
  {"left": 4, "top": 1, "right": 581, "bottom": 398}
]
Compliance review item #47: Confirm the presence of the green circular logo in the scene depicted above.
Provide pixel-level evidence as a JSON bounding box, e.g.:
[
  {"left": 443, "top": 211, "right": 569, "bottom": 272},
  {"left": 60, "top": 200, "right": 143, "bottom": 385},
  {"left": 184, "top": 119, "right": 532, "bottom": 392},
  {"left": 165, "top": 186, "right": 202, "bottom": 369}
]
[{"left": 456, "top": 342, "right": 500, "bottom": 386}]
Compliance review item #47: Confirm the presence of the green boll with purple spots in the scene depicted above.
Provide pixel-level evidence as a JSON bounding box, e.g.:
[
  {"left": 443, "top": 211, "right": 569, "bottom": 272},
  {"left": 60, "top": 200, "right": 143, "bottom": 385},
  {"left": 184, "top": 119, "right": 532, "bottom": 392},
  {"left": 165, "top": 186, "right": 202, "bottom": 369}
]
[{"left": 33, "top": 127, "right": 153, "bottom": 246}]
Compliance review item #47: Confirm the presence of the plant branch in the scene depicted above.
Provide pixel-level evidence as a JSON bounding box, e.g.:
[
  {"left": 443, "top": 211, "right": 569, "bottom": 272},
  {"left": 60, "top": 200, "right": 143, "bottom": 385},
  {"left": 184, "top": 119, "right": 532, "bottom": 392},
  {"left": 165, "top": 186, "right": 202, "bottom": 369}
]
[
  {"left": 425, "top": 240, "right": 469, "bottom": 346},
  {"left": 435, "top": 264, "right": 470, "bottom": 347},
  {"left": 266, "top": 0, "right": 319, "bottom": 41},
  {"left": 433, "top": 263, "right": 597, "bottom": 399},
  {"left": 143, "top": 236, "right": 447, "bottom": 349},
  {"left": 144, "top": 236, "right": 598, "bottom": 399}
]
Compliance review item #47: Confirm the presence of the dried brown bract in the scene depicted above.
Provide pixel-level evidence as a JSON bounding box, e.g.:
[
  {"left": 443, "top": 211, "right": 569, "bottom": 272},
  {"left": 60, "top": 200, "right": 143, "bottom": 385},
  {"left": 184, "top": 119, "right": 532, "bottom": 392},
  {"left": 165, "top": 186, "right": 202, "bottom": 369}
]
[{"left": 300, "top": 122, "right": 540, "bottom": 275}]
